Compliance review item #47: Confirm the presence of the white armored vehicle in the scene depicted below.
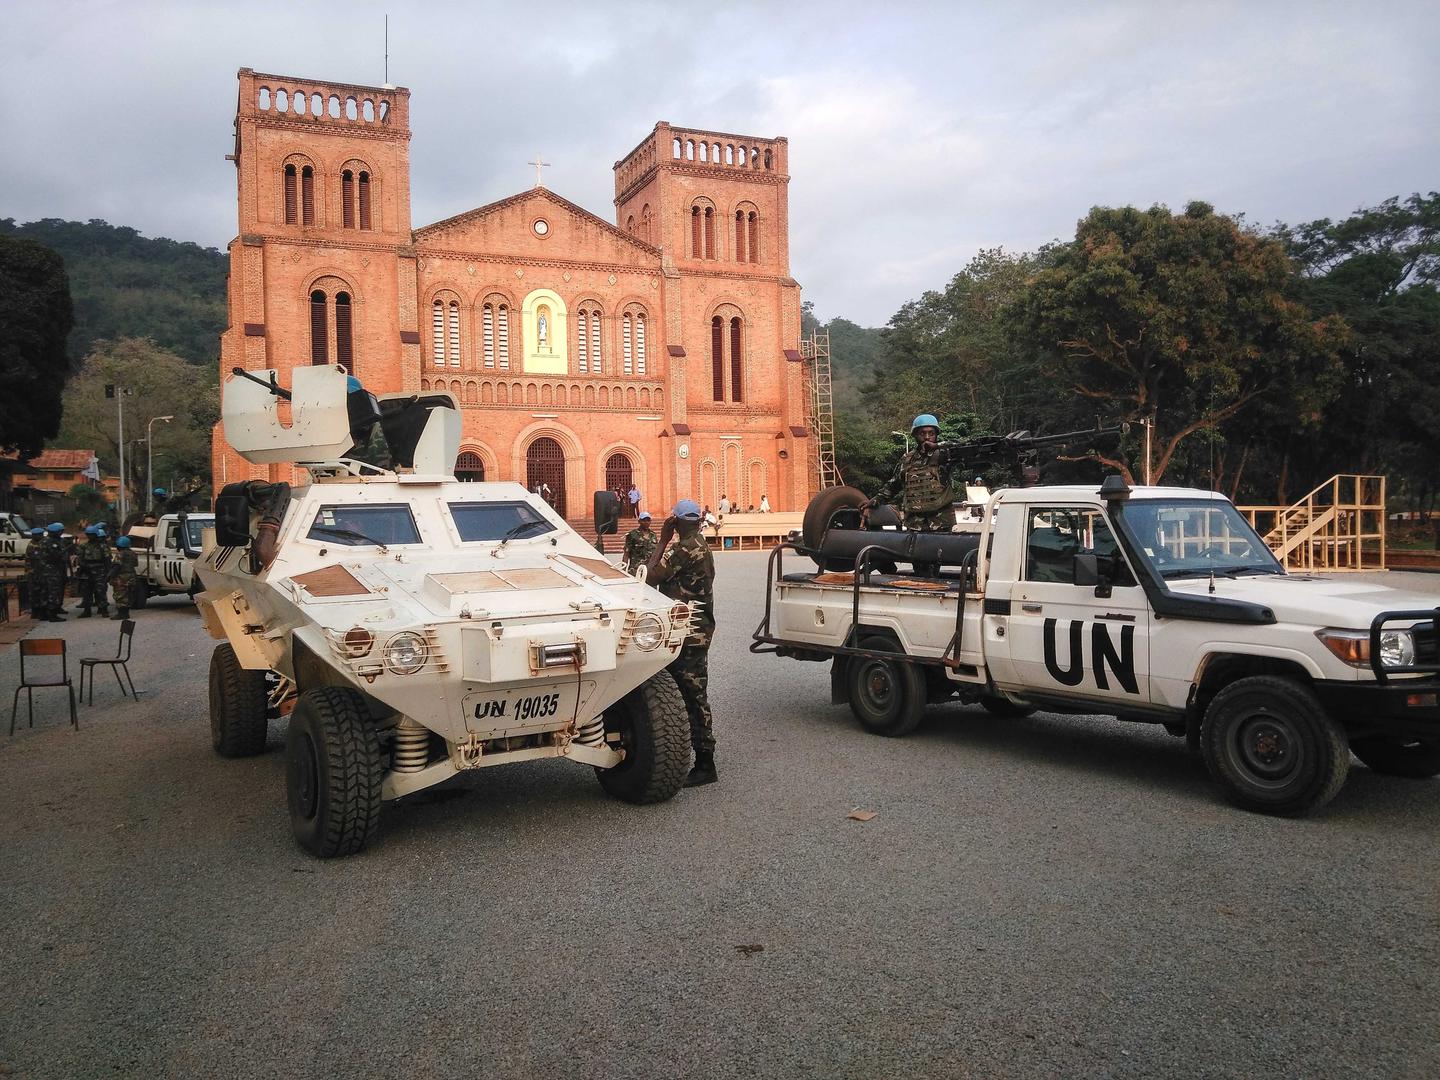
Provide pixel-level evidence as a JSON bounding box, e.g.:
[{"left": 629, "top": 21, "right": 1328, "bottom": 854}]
[{"left": 197, "top": 365, "right": 693, "bottom": 857}]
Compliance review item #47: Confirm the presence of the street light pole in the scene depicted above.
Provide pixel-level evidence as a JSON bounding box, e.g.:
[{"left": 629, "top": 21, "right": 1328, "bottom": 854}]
[
  {"left": 147, "top": 415, "right": 174, "bottom": 514},
  {"left": 117, "top": 389, "right": 126, "bottom": 523}
]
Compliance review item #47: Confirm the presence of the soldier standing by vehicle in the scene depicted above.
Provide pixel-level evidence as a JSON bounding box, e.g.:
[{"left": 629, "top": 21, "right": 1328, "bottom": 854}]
[
  {"left": 40, "top": 523, "right": 69, "bottom": 621},
  {"left": 74, "top": 526, "right": 112, "bottom": 618},
  {"left": 645, "top": 499, "right": 718, "bottom": 787},
  {"left": 110, "top": 536, "right": 138, "bottom": 621},
  {"left": 23, "top": 528, "right": 53, "bottom": 620},
  {"left": 866, "top": 414, "right": 961, "bottom": 532},
  {"left": 622, "top": 511, "right": 658, "bottom": 574}
]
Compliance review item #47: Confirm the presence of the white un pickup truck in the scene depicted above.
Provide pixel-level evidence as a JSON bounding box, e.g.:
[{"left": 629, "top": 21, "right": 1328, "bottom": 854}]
[
  {"left": 753, "top": 478, "right": 1439, "bottom": 815},
  {"left": 125, "top": 512, "right": 214, "bottom": 605}
]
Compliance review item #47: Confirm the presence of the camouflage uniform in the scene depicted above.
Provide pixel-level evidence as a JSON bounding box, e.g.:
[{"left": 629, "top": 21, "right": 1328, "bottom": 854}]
[
  {"left": 40, "top": 536, "right": 68, "bottom": 617},
  {"left": 110, "top": 547, "right": 139, "bottom": 619},
  {"left": 76, "top": 537, "right": 112, "bottom": 615},
  {"left": 649, "top": 526, "right": 716, "bottom": 755},
  {"left": 622, "top": 526, "right": 658, "bottom": 574},
  {"left": 875, "top": 444, "right": 959, "bottom": 531},
  {"left": 24, "top": 539, "right": 49, "bottom": 618}
]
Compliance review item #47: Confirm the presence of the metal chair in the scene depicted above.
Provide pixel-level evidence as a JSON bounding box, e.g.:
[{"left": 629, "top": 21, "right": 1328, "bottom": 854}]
[
  {"left": 10, "top": 638, "right": 78, "bottom": 735},
  {"left": 80, "top": 619, "right": 138, "bottom": 705}
]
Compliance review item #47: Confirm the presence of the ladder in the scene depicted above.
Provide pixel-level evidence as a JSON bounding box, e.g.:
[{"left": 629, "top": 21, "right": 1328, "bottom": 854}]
[{"left": 801, "top": 329, "right": 841, "bottom": 491}]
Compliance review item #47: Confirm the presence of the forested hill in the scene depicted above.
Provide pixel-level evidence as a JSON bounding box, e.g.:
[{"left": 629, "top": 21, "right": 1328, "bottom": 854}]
[
  {"left": 800, "top": 304, "right": 886, "bottom": 414},
  {"left": 0, "top": 217, "right": 227, "bottom": 366}
]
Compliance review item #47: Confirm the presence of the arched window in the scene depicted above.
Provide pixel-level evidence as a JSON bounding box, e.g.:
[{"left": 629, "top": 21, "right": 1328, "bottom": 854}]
[
  {"left": 335, "top": 293, "right": 353, "bottom": 373},
  {"left": 641, "top": 204, "right": 651, "bottom": 243},
  {"left": 748, "top": 211, "right": 759, "bottom": 263},
  {"left": 576, "top": 304, "right": 603, "bottom": 374},
  {"left": 711, "top": 315, "right": 724, "bottom": 401},
  {"left": 342, "top": 170, "right": 354, "bottom": 228},
  {"left": 729, "top": 316, "right": 743, "bottom": 402},
  {"left": 704, "top": 207, "right": 715, "bottom": 259},
  {"left": 358, "top": 172, "right": 371, "bottom": 230},
  {"left": 735, "top": 210, "right": 746, "bottom": 262},
  {"left": 691, "top": 206, "right": 702, "bottom": 259},
  {"left": 455, "top": 451, "right": 485, "bottom": 482},
  {"left": 301, "top": 166, "right": 315, "bottom": 226},
  {"left": 310, "top": 290, "right": 327, "bottom": 365},
  {"left": 481, "top": 298, "right": 511, "bottom": 370},
  {"left": 284, "top": 165, "right": 298, "bottom": 225},
  {"left": 621, "top": 306, "right": 648, "bottom": 376},
  {"left": 429, "top": 297, "right": 462, "bottom": 367}
]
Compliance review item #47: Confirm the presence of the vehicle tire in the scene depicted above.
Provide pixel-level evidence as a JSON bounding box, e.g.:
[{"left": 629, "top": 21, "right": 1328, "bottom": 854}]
[
  {"left": 1350, "top": 736, "right": 1440, "bottom": 779},
  {"left": 285, "top": 687, "right": 384, "bottom": 858},
  {"left": 847, "top": 635, "right": 926, "bottom": 736},
  {"left": 596, "top": 670, "right": 690, "bottom": 804},
  {"left": 980, "top": 695, "right": 1036, "bottom": 718},
  {"left": 131, "top": 578, "right": 149, "bottom": 609},
  {"left": 801, "top": 485, "right": 869, "bottom": 570},
  {"left": 208, "top": 642, "right": 270, "bottom": 758},
  {"left": 1201, "top": 675, "right": 1350, "bottom": 815}
]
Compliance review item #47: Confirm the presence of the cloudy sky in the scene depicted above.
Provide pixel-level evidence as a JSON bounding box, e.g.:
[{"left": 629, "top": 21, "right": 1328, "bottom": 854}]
[{"left": 3, "top": 0, "right": 1436, "bottom": 326}]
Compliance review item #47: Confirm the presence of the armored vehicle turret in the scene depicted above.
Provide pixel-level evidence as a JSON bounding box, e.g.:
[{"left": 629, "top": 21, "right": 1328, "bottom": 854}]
[{"left": 197, "top": 366, "right": 693, "bottom": 857}]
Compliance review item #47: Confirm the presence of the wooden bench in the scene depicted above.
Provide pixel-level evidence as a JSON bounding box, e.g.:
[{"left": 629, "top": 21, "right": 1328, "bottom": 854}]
[{"left": 706, "top": 512, "right": 803, "bottom": 551}]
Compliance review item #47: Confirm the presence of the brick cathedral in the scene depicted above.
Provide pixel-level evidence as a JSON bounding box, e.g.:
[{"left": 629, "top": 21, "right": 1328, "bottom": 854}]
[{"left": 214, "top": 68, "right": 811, "bottom": 518}]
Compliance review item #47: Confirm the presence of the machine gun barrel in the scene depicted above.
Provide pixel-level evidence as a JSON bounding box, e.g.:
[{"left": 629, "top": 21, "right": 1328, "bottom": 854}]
[
  {"left": 1007, "top": 421, "right": 1128, "bottom": 448},
  {"left": 230, "top": 366, "right": 292, "bottom": 401}
]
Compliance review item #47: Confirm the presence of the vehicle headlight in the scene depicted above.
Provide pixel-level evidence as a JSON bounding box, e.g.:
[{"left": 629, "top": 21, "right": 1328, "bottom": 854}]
[
  {"left": 383, "top": 631, "right": 427, "bottom": 675},
  {"left": 633, "top": 613, "right": 664, "bottom": 652},
  {"left": 1379, "top": 629, "right": 1415, "bottom": 669}
]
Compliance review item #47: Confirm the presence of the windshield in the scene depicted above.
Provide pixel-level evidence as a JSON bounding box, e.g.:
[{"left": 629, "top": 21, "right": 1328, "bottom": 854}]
[
  {"left": 449, "top": 501, "right": 555, "bottom": 542},
  {"left": 1123, "top": 500, "right": 1283, "bottom": 578},
  {"left": 10, "top": 514, "right": 31, "bottom": 533},
  {"left": 185, "top": 518, "right": 211, "bottom": 548},
  {"left": 307, "top": 504, "right": 422, "bottom": 545}
]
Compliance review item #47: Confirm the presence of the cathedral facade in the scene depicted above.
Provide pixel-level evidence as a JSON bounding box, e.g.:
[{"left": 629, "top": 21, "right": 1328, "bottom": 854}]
[{"left": 214, "top": 68, "right": 811, "bottom": 519}]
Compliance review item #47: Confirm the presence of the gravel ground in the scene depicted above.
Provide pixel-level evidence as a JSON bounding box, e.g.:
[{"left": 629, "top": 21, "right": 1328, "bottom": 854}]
[{"left": 1, "top": 558, "right": 1438, "bottom": 1080}]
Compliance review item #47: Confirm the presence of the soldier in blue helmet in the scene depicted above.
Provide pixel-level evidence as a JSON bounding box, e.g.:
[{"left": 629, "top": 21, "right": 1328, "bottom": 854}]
[
  {"left": 74, "top": 525, "right": 113, "bottom": 618},
  {"left": 110, "top": 535, "right": 139, "bottom": 620},
  {"left": 35, "top": 523, "right": 69, "bottom": 620},
  {"left": 645, "top": 498, "right": 718, "bottom": 787},
  {"left": 23, "top": 528, "right": 55, "bottom": 620},
  {"left": 867, "top": 414, "right": 962, "bottom": 532}
]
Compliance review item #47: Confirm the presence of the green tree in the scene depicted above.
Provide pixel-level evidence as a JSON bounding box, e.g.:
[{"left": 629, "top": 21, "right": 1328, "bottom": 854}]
[
  {"left": 58, "top": 338, "right": 219, "bottom": 511},
  {"left": 1274, "top": 193, "right": 1440, "bottom": 508},
  {"left": 1009, "top": 202, "right": 1346, "bottom": 487},
  {"left": 0, "top": 235, "right": 76, "bottom": 456}
]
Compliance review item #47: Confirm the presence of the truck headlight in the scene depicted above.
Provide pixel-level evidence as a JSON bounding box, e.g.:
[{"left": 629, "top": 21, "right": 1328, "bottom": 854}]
[
  {"left": 1316, "top": 628, "right": 1416, "bottom": 669},
  {"left": 633, "top": 613, "right": 664, "bottom": 652},
  {"left": 1379, "top": 629, "right": 1415, "bottom": 669},
  {"left": 383, "top": 631, "right": 427, "bottom": 675}
]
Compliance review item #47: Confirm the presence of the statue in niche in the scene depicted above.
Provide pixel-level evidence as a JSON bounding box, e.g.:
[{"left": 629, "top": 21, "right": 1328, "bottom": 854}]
[{"left": 537, "top": 308, "right": 549, "bottom": 347}]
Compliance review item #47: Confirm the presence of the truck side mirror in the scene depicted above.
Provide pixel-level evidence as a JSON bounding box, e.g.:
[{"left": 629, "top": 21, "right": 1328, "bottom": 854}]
[
  {"left": 1073, "top": 553, "right": 1113, "bottom": 598},
  {"left": 214, "top": 492, "right": 252, "bottom": 548}
]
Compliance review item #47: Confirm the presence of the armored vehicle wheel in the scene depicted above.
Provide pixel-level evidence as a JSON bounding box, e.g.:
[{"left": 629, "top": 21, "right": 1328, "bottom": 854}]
[
  {"left": 1201, "top": 676, "right": 1349, "bottom": 815},
  {"left": 847, "top": 636, "right": 926, "bottom": 737},
  {"left": 801, "top": 485, "right": 869, "bottom": 571},
  {"left": 1350, "top": 736, "right": 1440, "bottom": 779},
  {"left": 131, "top": 578, "right": 149, "bottom": 609},
  {"left": 595, "top": 671, "right": 690, "bottom": 804},
  {"left": 208, "top": 642, "right": 269, "bottom": 758},
  {"left": 285, "top": 687, "right": 384, "bottom": 858},
  {"left": 980, "top": 695, "right": 1035, "bottom": 718}
]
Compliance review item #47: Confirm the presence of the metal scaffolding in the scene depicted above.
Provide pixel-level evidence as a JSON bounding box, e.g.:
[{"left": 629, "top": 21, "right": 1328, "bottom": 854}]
[{"left": 801, "top": 329, "right": 841, "bottom": 491}]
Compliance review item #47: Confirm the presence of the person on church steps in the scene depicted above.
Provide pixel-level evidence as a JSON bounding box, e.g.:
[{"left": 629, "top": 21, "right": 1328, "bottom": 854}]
[
  {"left": 628, "top": 483, "right": 641, "bottom": 518},
  {"left": 645, "top": 499, "right": 717, "bottom": 788},
  {"left": 622, "top": 511, "right": 657, "bottom": 574},
  {"left": 717, "top": 494, "right": 731, "bottom": 515}
]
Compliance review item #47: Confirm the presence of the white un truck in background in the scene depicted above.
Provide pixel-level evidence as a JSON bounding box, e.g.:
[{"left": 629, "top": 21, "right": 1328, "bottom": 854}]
[
  {"left": 125, "top": 512, "right": 214, "bottom": 604},
  {"left": 754, "top": 478, "right": 1440, "bottom": 815}
]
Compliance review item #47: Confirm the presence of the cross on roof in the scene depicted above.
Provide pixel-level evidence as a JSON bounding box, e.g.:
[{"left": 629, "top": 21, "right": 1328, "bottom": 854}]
[{"left": 529, "top": 153, "right": 549, "bottom": 188}]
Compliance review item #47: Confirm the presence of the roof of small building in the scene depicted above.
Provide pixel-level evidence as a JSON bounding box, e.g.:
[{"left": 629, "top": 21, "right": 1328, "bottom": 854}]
[{"left": 1, "top": 448, "right": 98, "bottom": 471}]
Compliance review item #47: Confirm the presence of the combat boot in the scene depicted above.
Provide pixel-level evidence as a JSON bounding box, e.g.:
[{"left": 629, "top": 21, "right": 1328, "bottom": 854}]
[
  {"left": 78, "top": 609, "right": 93, "bottom": 619},
  {"left": 111, "top": 607, "right": 130, "bottom": 621},
  {"left": 684, "top": 750, "right": 717, "bottom": 788}
]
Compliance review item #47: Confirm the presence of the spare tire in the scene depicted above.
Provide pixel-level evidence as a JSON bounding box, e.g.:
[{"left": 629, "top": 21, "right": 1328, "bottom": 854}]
[{"left": 801, "top": 485, "right": 869, "bottom": 569}]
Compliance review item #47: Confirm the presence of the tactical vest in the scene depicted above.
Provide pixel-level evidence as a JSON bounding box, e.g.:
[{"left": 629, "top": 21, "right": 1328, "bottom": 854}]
[{"left": 901, "top": 450, "right": 953, "bottom": 514}]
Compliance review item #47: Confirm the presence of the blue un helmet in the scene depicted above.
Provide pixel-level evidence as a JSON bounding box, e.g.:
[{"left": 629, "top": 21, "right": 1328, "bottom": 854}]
[
  {"left": 116, "top": 536, "right": 131, "bottom": 548},
  {"left": 84, "top": 525, "right": 98, "bottom": 536},
  {"left": 672, "top": 499, "right": 702, "bottom": 521},
  {"left": 153, "top": 487, "right": 167, "bottom": 498},
  {"left": 30, "top": 527, "right": 44, "bottom": 538},
  {"left": 47, "top": 522, "right": 64, "bottom": 534},
  {"left": 911, "top": 413, "right": 940, "bottom": 433},
  {"left": 638, "top": 511, "right": 652, "bottom": 521}
]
